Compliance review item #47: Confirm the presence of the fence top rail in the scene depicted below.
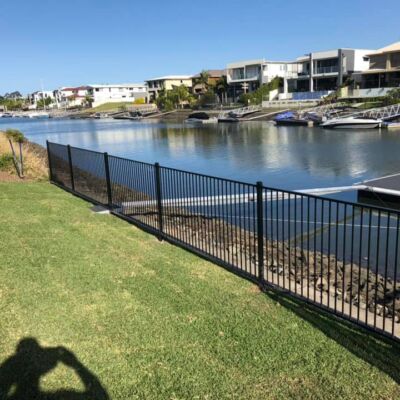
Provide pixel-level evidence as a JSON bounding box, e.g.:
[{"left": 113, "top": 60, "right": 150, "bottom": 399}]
[
  {"left": 47, "top": 141, "right": 400, "bottom": 216},
  {"left": 262, "top": 185, "right": 400, "bottom": 216},
  {"left": 159, "top": 164, "right": 258, "bottom": 188},
  {"left": 48, "top": 141, "right": 105, "bottom": 156},
  {"left": 108, "top": 153, "right": 155, "bottom": 168}
]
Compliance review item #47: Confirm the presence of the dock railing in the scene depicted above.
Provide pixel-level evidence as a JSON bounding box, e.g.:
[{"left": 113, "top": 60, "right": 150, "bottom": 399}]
[{"left": 47, "top": 141, "right": 400, "bottom": 342}]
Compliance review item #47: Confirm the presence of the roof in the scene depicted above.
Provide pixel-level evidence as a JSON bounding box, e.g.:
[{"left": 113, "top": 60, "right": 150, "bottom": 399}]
[
  {"left": 145, "top": 75, "right": 193, "bottom": 82},
  {"left": 60, "top": 86, "right": 91, "bottom": 91},
  {"left": 89, "top": 83, "right": 146, "bottom": 88},
  {"left": 296, "top": 48, "right": 373, "bottom": 62},
  {"left": 367, "top": 41, "right": 400, "bottom": 56},
  {"left": 227, "top": 59, "right": 265, "bottom": 68},
  {"left": 192, "top": 70, "right": 225, "bottom": 79}
]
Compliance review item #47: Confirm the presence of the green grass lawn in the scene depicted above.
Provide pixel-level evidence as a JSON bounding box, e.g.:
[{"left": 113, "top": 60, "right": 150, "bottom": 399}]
[{"left": 1, "top": 182, "right": 400, "bottom": 399}]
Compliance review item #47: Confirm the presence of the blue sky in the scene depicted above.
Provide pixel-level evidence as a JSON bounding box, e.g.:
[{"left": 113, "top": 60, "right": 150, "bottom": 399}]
[{"left": 1, "top": 0, "right": 399, "bottom": 94}]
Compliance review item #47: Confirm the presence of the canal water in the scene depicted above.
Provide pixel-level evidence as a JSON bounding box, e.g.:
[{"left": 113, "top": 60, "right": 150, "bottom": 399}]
[{"left": 2, "top": 117, "right": 400, "bottom": 193}]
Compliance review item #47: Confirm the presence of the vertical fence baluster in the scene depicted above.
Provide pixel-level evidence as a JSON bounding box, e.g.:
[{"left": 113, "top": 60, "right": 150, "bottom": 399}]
[
  {"left": 154, "top": 162, "right": 163, "bottom": 238},
  {"left": 67, "top": 145, "right": 75, "bottom": 191},
  {"left": 256, "top": 182, "right": 264, "bottom": 285},
  {"left": 103, "top": 152, "right": 112, "bottom": 208},
  {"left": 46, "top": 140, "right": 53, "bottom": 181}
]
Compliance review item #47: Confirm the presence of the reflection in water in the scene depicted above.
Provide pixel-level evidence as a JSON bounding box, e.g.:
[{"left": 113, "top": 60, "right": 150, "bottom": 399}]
[{"left": 2, "top": 118, "right": 400, "bottom": 190}]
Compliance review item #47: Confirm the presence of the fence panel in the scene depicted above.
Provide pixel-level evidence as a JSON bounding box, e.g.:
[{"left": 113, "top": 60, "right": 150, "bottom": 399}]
[
  {"left": 69, "top": 146, "right": 108, "bottom": 205},
  {"left": 159, "top": 167, "right": 259, "bottom": 278},
  {"left": 47, "top": 142, "right": 72, "bottom": 189},
  {"left": 262, "top": 187, "right": 400, "bottom": 338},
  {"left": 108, "top": 155, "right": 158, "bottom": 230},
  {"left": 47, "top": 141, "right": 400, "bottom": 341}
]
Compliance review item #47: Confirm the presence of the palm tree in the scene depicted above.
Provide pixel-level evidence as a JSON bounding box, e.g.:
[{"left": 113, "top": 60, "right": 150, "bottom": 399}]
[
  {"left": 216, "top": 75, "right": 229, "bottom": 104},
  {"left": 193, "top": 70, "right": 210, "bottom": 96}
]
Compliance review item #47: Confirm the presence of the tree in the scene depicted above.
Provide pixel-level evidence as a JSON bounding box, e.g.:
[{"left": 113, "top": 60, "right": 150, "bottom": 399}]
[
  {"left": 383, "top": 88, "right": 400, "bottom": 106},
  {"left": 238, "top": 77, "right": 283, "bottom": 105},
  {"left": 215, "top": 76, "right": 229, "bottom": 104},
  {"left": 156, "top": 85, "right": 195, "bottom": 110},
  {"left": 195, "top": 70, "right": 210, "bottom": 92},
  {"left": 84, "top": 95, "right": 93, "bottom": 107},
  {"left": 0, "top": 98, "right": 25, "bottom": 111},
  {"left": 36, "top": 97, "right": 53, "bottom": 109}
]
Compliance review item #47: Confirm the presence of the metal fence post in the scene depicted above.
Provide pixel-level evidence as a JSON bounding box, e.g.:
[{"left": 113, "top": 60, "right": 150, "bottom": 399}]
[
  {"left": 46, "top": 140, "right": 53, "bottom": 181},
  {"left": 154, "top": 162, "right": 164, "bottom": 237},
  {"left": 104, "top": 152, "right": 113, "bottom": 208},
  {"left": 256, "top": 181, "right": 265, "bottom": 285},
  {"left": 67, "top": 145, "right": 75, "bottom": 191}
]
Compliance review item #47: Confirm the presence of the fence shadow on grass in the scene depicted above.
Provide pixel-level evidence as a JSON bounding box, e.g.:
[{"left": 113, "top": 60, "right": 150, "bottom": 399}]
[
  {"left": 267, "top": 289, "right": 400, "bottom": 384},
  {"left": 0, "top": 338, "right": 109, "bottom": 400}
]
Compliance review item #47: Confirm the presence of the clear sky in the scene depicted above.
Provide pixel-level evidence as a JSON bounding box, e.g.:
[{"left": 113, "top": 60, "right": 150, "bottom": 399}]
[{"left": 1, "top": 0, "right": 399, "bottom": 94}]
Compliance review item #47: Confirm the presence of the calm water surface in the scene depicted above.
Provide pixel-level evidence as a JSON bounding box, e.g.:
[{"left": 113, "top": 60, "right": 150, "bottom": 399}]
[{"left": 2, "top": 118, "right": 400, "bottom": 191}]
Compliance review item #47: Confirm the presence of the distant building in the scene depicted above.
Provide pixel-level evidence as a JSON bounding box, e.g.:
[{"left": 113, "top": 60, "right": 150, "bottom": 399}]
[
  {"left": 88, "top": 84, "right": 148, "bottom": 107},
  {"left": 145, "top": 76, "right": 193, "bottom": 101},
  {"left": 27, "top": 90, "right": 56, "bottom": 109},
  {"left": 226, "top": 59, "right": 297, "bottom": 101},
  {"left": 192, "top": 70, "right": 225, "bottom": 95},
  {"left": 55, "top": 86, "right": 91, "bottom": 108},
  {"left": 286, "top": 48, "right": 372, "bottom": 98},
  {"left": 359, "top": 42, "right": 400, "bottom": 89}
]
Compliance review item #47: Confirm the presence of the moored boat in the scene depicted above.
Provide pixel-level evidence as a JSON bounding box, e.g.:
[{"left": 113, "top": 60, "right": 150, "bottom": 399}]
[
  {"left": 274, "top": 111, "right": 322, "bottom": 126},
  {"left": 321, "top": 116, "right": 381, "bottom": 129},
  {"left": 217, "top": 111, "right": 239, "bottom": 123},
  {"left": 185, "top": 112, "right": 217, "bottom": 124}
]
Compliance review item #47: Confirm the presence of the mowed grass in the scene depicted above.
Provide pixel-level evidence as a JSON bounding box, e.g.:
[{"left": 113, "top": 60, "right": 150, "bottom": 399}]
[{"left": 0, "top": 182, "right": 400, "bottom": 399}]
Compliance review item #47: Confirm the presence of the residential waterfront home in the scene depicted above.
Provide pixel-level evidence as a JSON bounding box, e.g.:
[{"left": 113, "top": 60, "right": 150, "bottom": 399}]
[
  {"left": 88, "top": 84, "right": 148, "bottom": 107},
  {"left": 145, "top": 76, "right": 193, "bottom": 101},
  {"left": 55, "top": 86, "right": 92, "bottom": 108},
  {"left": 192, "top": 70, "right": 225, "bottom": 95},
  {"left": 360, "top": 42, "right": 400, "bottom": 89},
  {"left": 27, "top": 90, "right": 56, "bottom": 109},
  {"left": 226, "top": 59, "right": 297, "bottom": 101},
  {"left": 283, "top": 48, "right": 372, "bottom": 100}
]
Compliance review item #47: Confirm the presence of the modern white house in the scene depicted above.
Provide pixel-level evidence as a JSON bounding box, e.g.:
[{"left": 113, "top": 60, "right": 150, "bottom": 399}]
[
  {"left": 226, "top": 59, "right": 297, "bottom": 101},
  {"left": 55, "top": 86, "right": 91, "bottom": 108},
  {"left": 88, "top": 84, "right": 148, "bottom": 107},
  {"left": 145, "top": 76, "right": 193, "bottom": 101},
  {"left": 282, "top": 48, "right": 372, "bottom": 100},
  {"left": 27, "top": 90, "right": 56, "bottom": 109}
]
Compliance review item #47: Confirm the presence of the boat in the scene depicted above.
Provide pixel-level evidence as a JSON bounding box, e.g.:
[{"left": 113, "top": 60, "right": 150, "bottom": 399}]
[
  {"left": 27, "top": 112, "right": 50, "bottom": 119},
  {"left": 321, "top": 116, "right": 381, "bottom": 129},
  {"left": 1, "top": 112, "right": 13, "bottom": 118},
  {"left": 383, "top": 121, "right": 400, "bottom": 129},
  {"left": 217, "top": 111, "right": 239, "bottom": 123},
  {"left": 274, "top": 111, "right": 322, "bottom": 126},
  {"left": 185, "top": 112, "right": 217, "bottom": 124}
]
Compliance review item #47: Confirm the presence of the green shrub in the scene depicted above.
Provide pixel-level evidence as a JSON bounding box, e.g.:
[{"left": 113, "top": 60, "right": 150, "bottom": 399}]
[
  {"left": 238, "top": 77, "right": 283, "bottom": 105},
  {"left": 0, "top": 153, "right": 14, "bottom": 170},
  {"left": 5, "top": 129, "right": 25, "bottom": 143}
]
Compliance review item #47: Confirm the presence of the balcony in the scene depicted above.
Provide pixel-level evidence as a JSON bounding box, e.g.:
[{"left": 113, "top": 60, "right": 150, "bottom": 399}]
[
  {"left": 228, "top": 73, "right": 260, "bottom": 83},
  {"left": 315, "top": 66, "right": 339, "bottom": 74}
]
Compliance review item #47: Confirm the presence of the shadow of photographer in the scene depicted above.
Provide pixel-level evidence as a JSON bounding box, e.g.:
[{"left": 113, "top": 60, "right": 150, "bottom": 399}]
[{"left": 0, "top": 337, "right": 109, "bottom": 400}]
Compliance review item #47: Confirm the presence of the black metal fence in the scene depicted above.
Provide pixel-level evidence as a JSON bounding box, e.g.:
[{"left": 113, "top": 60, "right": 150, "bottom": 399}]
[{"left": 47, "top": 141, "right": 400, "bottom": 341}]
